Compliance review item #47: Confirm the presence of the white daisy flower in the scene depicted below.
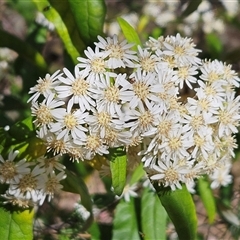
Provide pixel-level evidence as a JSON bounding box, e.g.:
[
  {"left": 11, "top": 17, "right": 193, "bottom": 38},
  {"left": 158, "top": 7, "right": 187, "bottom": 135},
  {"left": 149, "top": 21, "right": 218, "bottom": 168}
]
[
  {"left": 186, "top": 94, "right": 219, "bottom": 117},
  {"left": 150, "top": 158, "right": 189, "bottom": 191},
  {"left": 37, "top": 156, "right": 66, "bottom": 175},
  {"left": 136, "top": 45, "right": 158, "bottom": 74},
  {"left": 198, "top": 152, "right": 219, "bottom": 174},
  {"left": 28, "top": 69, "right": 62, "bottom": 102},
  {"left": 210, "top": 162, "right": 232, "bottom": 189},
  {"left": 128, "top": 69, "right": 162, "bottom": 109},
  {"left": 42, "top": 131, "right": 68, "bottom": 156},
  {"left": 155, "top": 68, "right": 179, "bottom": 112},
  {"left": 74, "top": 133, "right": 108, "bottom": 160},
  {"left": 0, "top": 150, "right": 31, "bottom": 184},
  {"left": 8, "top": 164, "right": 45, "bottom": 203},
  {"left": 31, "top": 93, "right": 64, "bottom": 138},
  {"left": 90, "top": 73, "right": 133, "bottom": 116},
  {"left": 86, "top": 108, "right": 125, "bottom": 138},
  {"left": 125, "top": 101, "right": 161, "bottom": 134},
  {"left": 95, "top": 35, "right": 138, "bottom": 69},
  {"left": 200, "top": 59, "right": 225, "bottom": 83},
  {"left": 195, "top": 80, "right": 226, "bottom": 107},
  {"left": 160, "top": 126, "right": 192, "bottom": 161},
  {"left": 119, "top": 183, "right": 138, "bottom": 202},
  {"left": 145, "top": 36, "right": 165, "bottom": 52},
  {"left": 103, "top": 127, "right": 132, "bottom": 148},
  {"left": 219, "top": 135, "right": 237, "bottom": 157},
  {"left": 50, "top": 108, "right": 88, "bottom": 143},
  {"left": 144, "top": 110, "right": 181, "bottom": 140},
  {"left": 77, "top": 46, "right": 111, "bottom": 84},
  {"left": 222, "top": 62, "right": 240, "bottom": 87},
  {"left": 216, "top": 95, "right": 240, "bottom": 137},
  {"left": 38, "top": 170, "right": 66, "bottom": 205},
  {"left": 180, "top": 111, "right": 217, "bottom": 133},
  {"left": 65, "top": 142, "right": 86, "bottom": 162},
  {"left": 56, "top": 67, "right": 96, "bottom": 112},
  {"left": 175, "top": 65, "right": 198, "bottom": 89},
  {"left": 1, "top": 191, "right": 35, "bottom": 208},
  {"left": 190, "top": 126, "right": 214, "bottom": 159},
  {"left": 162, "top": 33, "right": 201, "bottom": 66}
]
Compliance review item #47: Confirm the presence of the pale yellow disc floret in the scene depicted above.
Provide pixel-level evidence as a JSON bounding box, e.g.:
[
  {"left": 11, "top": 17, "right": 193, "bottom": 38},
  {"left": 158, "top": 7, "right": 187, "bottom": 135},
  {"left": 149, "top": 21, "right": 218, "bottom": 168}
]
[{"left": 72, "top": 78, "right": 89, "bottom": 96}]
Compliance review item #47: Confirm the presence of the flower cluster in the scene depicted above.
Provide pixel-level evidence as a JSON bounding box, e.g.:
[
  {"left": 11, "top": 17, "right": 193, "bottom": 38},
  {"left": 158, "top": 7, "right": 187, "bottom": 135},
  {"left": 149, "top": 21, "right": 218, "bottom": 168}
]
[
  {"left": 27, "top": 33, "right": 240, "bottom": 194},
  {"left": 0, "top": 150, "right": 66, "bottom": 207}
]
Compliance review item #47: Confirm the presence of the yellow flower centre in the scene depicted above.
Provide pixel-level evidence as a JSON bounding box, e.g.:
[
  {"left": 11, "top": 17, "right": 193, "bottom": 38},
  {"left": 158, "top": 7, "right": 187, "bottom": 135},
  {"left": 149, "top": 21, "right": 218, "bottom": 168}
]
[
  {"left": 104, "top": 128, "right": 118, "bottom": 144},
  {"left": 91, "top": 58, "right": 106, "bottom": 73},
  {"left": 208, "top": 71, "right": 220, "bottom": 82},
  {"left": 0, "top": 161, "right": 17, "bottom": 181},
  {"left": 169, "top": 137, "right": 181, "bottom": 151},
  {"left": 163, "top": 56, "right": 175, "bottom": 68},
  {"left": 45, "top": 177, "right": 59, "bottom": 193},
  {"left": 72, "top": 78, "right": 89, "bottom": 96},
  {"left": 206, "top": 85, "right": 216, "bottom": 96},
  {"left": 133, "top": 82, "right": 149, "bottom": 100},
  {"left": 19, "top": 173, "right": 37, "bottom": 192},
  {"left": 64, "top": 113, "right": 77, "bottom": 130},
  {"left": 191, "top": 115, "right": 203, "bottom": 130},
  {"left": 37, "top": 78, "right": 51, "bottom": 93},
  {"left": 194, "top": 134, "right": 204, "bottom": 147},
  {"left": 104, "top": 86, "right": 119, "bottom": 102},
  {"left": 178, "top": 66, "right": 189, "bottom": 79},
  {"left": 36, "top": 104, "right": 53, "bottom": 125},
  {"left": 47, "top": 139, "right": 66, "bottom": 155},
  {"left": 107, "top": 44, "right": 123, "bottom": 59},
  {"left": 140, "top": 57, "right": 155, "bottom": 72},
  {"left": 139, "top": 111, "right": 153, "bottom": 129},
  {"left": 67, "top": 147, "right": 84, "bottom": 161},
  {"left": 198, "top": 98, "right": 210, "bottom": 111},
  {"left": 174, "top": 45, "right": 185, "bottom": 55},
  {"left": 98, "top": 112, "right": 111, "bottom": 126},
  {"left": 164, "top": 168, "right": 179, "bottom": 182},
  {"left": 219, "top": 110, "right": 233, "bottom": 125},
  {"left": 157, "top": 120, "right": 171, "bottom": 136},
  {"left": 86, "top": 135, "right": 101, "bottom": 150}
]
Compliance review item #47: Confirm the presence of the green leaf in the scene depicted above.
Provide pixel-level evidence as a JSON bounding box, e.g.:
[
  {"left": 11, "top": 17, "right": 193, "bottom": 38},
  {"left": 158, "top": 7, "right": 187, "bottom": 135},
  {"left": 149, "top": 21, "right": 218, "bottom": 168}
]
[
  {"left": 88, "top": 222, "right": 101, "bottom": 240},
  {"left": 68, "top": 0, "right": 106, "bottom": 46},
  {"left": 197, "top": 177, "right": 216, "bottom": 224},
  {"left": 0, "top": 29, "right": 47, "bottom": 72},
  {"left": 129, "top": 163, "right": 145, "bottom": 185},
  {"left": 205, "top": 33, "right": 223, "bottom": 58},
  {"left": 0, "top": 207, "right": 34, "bottom": 240},
  {"left": 112, "top": 198, "right": 140, "bottom": 240},
  {"left": 0, "top": 117, "right": 46, "bottom": 161},
  {"left": 47, "top": 0, "right": 86, "bottom": 54},
  {"left": 141, "top": 187, "right": 167, "bottom": 240},
  {"left": 180, "top": 0, "right": 202, "bottom": 19},
  {"left": 8, "top": 117, "right": 35, "bottom": 141},
  {"left": 109, "top": 147, "right": 127, "bottom": 196},
  {"left": 117, "top": 17, "right": 142, "bottom": 50},
  {"left": 32, "top": 0, "right": 80, "bottom": 63},
  {"left": 155, "top": 184, "right": 197, "bottom": 240}
]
